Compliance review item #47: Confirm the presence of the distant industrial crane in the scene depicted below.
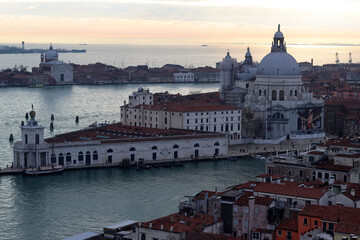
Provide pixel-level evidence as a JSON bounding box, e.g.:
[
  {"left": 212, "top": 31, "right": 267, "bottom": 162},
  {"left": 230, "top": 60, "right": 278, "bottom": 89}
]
[
  {"left": 336, "top": 52, "right": 339, "bottom": 64},
  {"left": 349, "top": 52, "right": 352, "bottom": 63}
]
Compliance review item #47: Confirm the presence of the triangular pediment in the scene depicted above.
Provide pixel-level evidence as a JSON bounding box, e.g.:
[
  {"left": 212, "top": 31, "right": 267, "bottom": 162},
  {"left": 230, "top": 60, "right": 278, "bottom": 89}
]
[
  {"left": 297, "top": 102, "right": 320, "bottom": 108},
  {"left": 267, "top": 104, "right": 289, "bottom": 111}
]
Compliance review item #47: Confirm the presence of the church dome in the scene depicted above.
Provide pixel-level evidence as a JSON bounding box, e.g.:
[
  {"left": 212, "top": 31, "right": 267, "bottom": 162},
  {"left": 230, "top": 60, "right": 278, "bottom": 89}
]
[
  {"left": 45, "top": 43, "right": 58, "bottom": 62},
  {"left": 256, "top": 24, "right": 300, "bottom": 76},
  {"left": 257, "top": 52, "right": 300, "bottom": 76},
  {"left": 274, "top": 31, "right": 284, "bottom": 39}
]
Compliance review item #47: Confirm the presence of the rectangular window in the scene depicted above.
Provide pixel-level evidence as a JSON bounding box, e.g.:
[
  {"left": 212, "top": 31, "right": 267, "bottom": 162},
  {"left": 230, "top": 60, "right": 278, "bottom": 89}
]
[
  {"left": 325, "top": 173, "right": 329, "bottom": 179},
  {"left": 35, "top": 134, "right": 39, "bottom": 144},
  {"left": 300, "top": 170, "right": 303, "bottom": 178},
  {"left": 314, "top": 220, "right": 318, "bottom": 226},
  {"left": 278, "top": 230, "right": 282, "bottom": 236},
  {"left": 287, "top": 231, "right": 292, "bottom": 240},
  {"left": 318, "top": 172, "right": 323, "bottom": 179},
  {"left": 25, "top": 134, "right": 28, "bottom": 144},
  {"left": 303, "top": 218, "right": 308, "bottom": 225}
]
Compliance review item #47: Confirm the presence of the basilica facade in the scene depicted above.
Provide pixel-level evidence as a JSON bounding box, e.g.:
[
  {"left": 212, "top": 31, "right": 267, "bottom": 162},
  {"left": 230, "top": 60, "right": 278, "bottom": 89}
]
[{"left": 220, "top": 25, "right": 324, "bottom": 141}]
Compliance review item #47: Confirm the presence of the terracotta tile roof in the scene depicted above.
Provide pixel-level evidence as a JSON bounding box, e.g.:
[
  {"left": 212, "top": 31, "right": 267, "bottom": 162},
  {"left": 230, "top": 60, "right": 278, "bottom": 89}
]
[
  {"left": 186, "top": 231, "right": 242, "bottom": 240},
  {"left": 134, "top": 101, "right": 239, "bottom": 113},
  {"left": 300, "top": 205, "right": 360, "bottom": 230},
  {"left": 254, "top": 182, "right": 327, "bottom": 200},
  {"left": 192, "top": 191, "right": 221, "bottom": 202},
  {"left": 45, "top": 123, "right": 225, "bottom": 144},
  {"left": 277, "top": 218, "right": 298, "bottom": 232},
  {"left": 229, "top": 181, "right": 260, "bottom": 190},
  {"left": 141, "top": 213, "right": 215, "bottom": 234},
  {"left": 235, "top": 194, "right": 274, "bottom": 207},
  {"left": 307, "top": 151, "right": 324, "bottom": 155},
  {"left": 317, "top": 160, "right": 352, "bottom": 172},
  {"left": 336, "top": 222, "right": 360, "bottom": 235},
  {"left": 335, "top": 153, "right": 360, "bottom": 158}
]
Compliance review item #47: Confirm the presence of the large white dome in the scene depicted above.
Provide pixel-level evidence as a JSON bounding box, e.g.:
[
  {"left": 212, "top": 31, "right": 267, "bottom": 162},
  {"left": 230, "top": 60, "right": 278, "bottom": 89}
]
[
  {"left": 45, "top": 44, "right": 58, "bottom": 61},
  {"left": 257, "top": 51, "right": 300, "bottom": 76}
]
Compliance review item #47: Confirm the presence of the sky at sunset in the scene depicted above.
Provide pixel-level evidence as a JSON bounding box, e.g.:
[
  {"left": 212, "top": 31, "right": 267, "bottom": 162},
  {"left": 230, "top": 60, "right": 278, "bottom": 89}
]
[{"left": 1, "top": 0, "right": 360, "bottom": 45}]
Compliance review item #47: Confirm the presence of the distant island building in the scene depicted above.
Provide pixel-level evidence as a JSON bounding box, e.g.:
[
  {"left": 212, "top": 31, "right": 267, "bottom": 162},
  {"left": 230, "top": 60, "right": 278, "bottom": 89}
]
[
  {"left": 33, "top": 43, "right": 74, "bottom": 84},
  {"left": 219, "top": 25, "right": 325, "bottom": 141}
]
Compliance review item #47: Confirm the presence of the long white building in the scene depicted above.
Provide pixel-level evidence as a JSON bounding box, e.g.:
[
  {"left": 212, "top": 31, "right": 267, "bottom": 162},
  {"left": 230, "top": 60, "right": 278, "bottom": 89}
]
[
  {"left": 120, "top": 88, "right": 242, "bottom": 145},
  {"left": 13, "top": 110, "right": 228, "bottom": 169}
]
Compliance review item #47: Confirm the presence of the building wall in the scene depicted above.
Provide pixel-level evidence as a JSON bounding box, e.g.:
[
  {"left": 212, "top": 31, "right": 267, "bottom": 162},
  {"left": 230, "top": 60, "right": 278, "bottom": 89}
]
[
  {"left": 275, "top": 229, "right": 298, "bottom": 240},
  {"left": 136, "top": 227, "right": 183, "bottom": 240},
  {"left": 297, "top": 215, "right": 322, "bottom": 236},
  {"left": 173, "top": 72, "right": 194, "bottom": 82},
  {"left": 50, "top": 63, "right": 73, "bottom": 83},
  {"left": 14, "top": 134, "right": 228, "bottom": 168}
]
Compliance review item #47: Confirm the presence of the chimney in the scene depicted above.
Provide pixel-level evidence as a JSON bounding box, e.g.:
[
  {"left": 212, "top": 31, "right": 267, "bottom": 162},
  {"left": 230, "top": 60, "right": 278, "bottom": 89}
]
[
  {"left": 160, "top": 225, "right": 164, "bottom": 230},
  {"left": 204, "top": 192, "right": 208, "bottom": 214},
  {"left": 351, "top": 189, "right": 355, "bottom": 197}
]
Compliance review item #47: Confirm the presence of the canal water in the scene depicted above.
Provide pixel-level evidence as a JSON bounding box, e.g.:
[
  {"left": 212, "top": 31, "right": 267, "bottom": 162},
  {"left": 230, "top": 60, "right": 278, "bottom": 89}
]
[{"left": 0, "top": 83, "right": 265, "bottom": 239}]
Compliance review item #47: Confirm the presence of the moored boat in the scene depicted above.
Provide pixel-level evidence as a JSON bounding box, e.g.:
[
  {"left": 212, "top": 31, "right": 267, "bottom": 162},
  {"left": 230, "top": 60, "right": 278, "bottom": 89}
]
[{"left": 24, "top": 165, "right": 65, "bottom": 176}]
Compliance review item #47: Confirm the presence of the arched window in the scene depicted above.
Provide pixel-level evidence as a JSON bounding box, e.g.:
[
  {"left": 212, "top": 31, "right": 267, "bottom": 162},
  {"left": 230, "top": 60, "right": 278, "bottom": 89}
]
[
  {"left": 290, "top": 90, "right": 293, "bottom": 96},
  {"left": 295, "top": 90, "right": 298, "bottom": 97},
  {"left": 78, "top": 151, "right": 84, "bottom": 162},
  {"left": 259, "top": 89, "right": 262, "bottom": 96},
  {"left": 194, "top": 143, "right": 199, "bottom": 147},
  {"left": 58, "top": 153, "right": 64, "bottom": 165},
  {"left": 214, "top": 142, "right": 220, "bottom": 146},
  {"left": 279, "top": 90, "right": 284, "bottom": 101},
  {"left": 141, "top": 233, "right": 146, "bottom": 240},
  {"left": 129, "top": 147, "right": 135, "bottom": 161},
  {"left": 200, "top": 126, "right": 204, "bottom": 131},
  {"left": 151, "top": 146, "right": 157, "bottom": 150},
  {"left": 107, "top": 149, "right": 113, "bottom": 163},
  {"left": 86, "top": 151, "right": 91, "bottom": 165},
  {"left": 51, "top": 153, "right": 56, "bottom": 163},
  {"left": 66, "top": 152, "right": 71, "bottom": 162},
  {"left": 93, "top": 151, "right": 98, "bottom": 161},
  {"left": 272, "top": 90, "right": 277, "bottom": 100},
  {"left": 60, "top": 73, "right": 64, "bottom": 81},
  {"left": 173, "top": 145, "right": 179, "bottom": 149}
]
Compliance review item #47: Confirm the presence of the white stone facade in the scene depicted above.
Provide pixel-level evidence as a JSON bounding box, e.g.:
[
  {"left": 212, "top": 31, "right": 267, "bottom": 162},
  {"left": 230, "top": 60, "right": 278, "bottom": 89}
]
[
  {"left": 13, "top": 116, "right": 228, "bottom": 169},
  {"left": 120, "top": 90, "right": 242, "bottom": 145},
  {"left": 173, "top": 72, "right": 194, "bottom": 82}
]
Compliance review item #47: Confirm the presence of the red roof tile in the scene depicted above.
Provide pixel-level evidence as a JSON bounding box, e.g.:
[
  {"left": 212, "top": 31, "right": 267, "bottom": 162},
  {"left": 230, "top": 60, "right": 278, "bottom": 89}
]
[
  {"left": 45, "top": 123, "right": 225, "bottom": 144},
  {"left": 300, "top": 205, "right": 360, "bottom": 229},
  {"left": 317, "top": 160, "right": 352, "bottom": 172},
  {"left": 254, "top": 182, "right": 327, "bottom": 200},
  {"left": 141, "top": 213, "right": 215, "bottom": 234},
  {"left": 277, "top": 218, "right": 298, "bottom": 232}
]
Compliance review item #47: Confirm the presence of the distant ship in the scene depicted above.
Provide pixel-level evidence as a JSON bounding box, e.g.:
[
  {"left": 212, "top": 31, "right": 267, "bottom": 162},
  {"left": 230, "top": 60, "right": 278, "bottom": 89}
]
[
  {"left": 79, "top": 44, "right": 88, "bottom": 46},
  {"left": 201, "top": 45, "right": 208, "bottom": 47}
]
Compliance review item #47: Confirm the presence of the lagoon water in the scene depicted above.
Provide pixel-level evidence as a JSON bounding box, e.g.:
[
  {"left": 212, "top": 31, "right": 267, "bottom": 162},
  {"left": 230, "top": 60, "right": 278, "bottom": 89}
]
[
  {"left": 0, "top": 83, "right": 265, "bottom": 240},
  {"left": 0, "top": 42, "right": 353, "bottom": 239},
  {"left": 1, "top": 43, "right": 360, "bottom": 71}
]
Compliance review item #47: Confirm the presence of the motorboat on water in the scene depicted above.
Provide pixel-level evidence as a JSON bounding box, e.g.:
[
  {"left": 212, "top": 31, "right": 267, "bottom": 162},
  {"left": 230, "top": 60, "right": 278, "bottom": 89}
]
[{"left": 24, "top": 165, "right": 65, "bottom": 176}]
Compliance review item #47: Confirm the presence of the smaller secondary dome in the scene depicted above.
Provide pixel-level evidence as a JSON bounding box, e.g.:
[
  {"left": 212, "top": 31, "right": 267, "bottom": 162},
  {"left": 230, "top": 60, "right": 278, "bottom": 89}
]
[
  {"left": 274, "top": 31, "right": 283, "bottom": 39},
  {"left": 138, "top": 87, "right": 144, "bottom": 92},
  {"left": 224, "top": 51, "right": 232, "bottom": 60}
]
